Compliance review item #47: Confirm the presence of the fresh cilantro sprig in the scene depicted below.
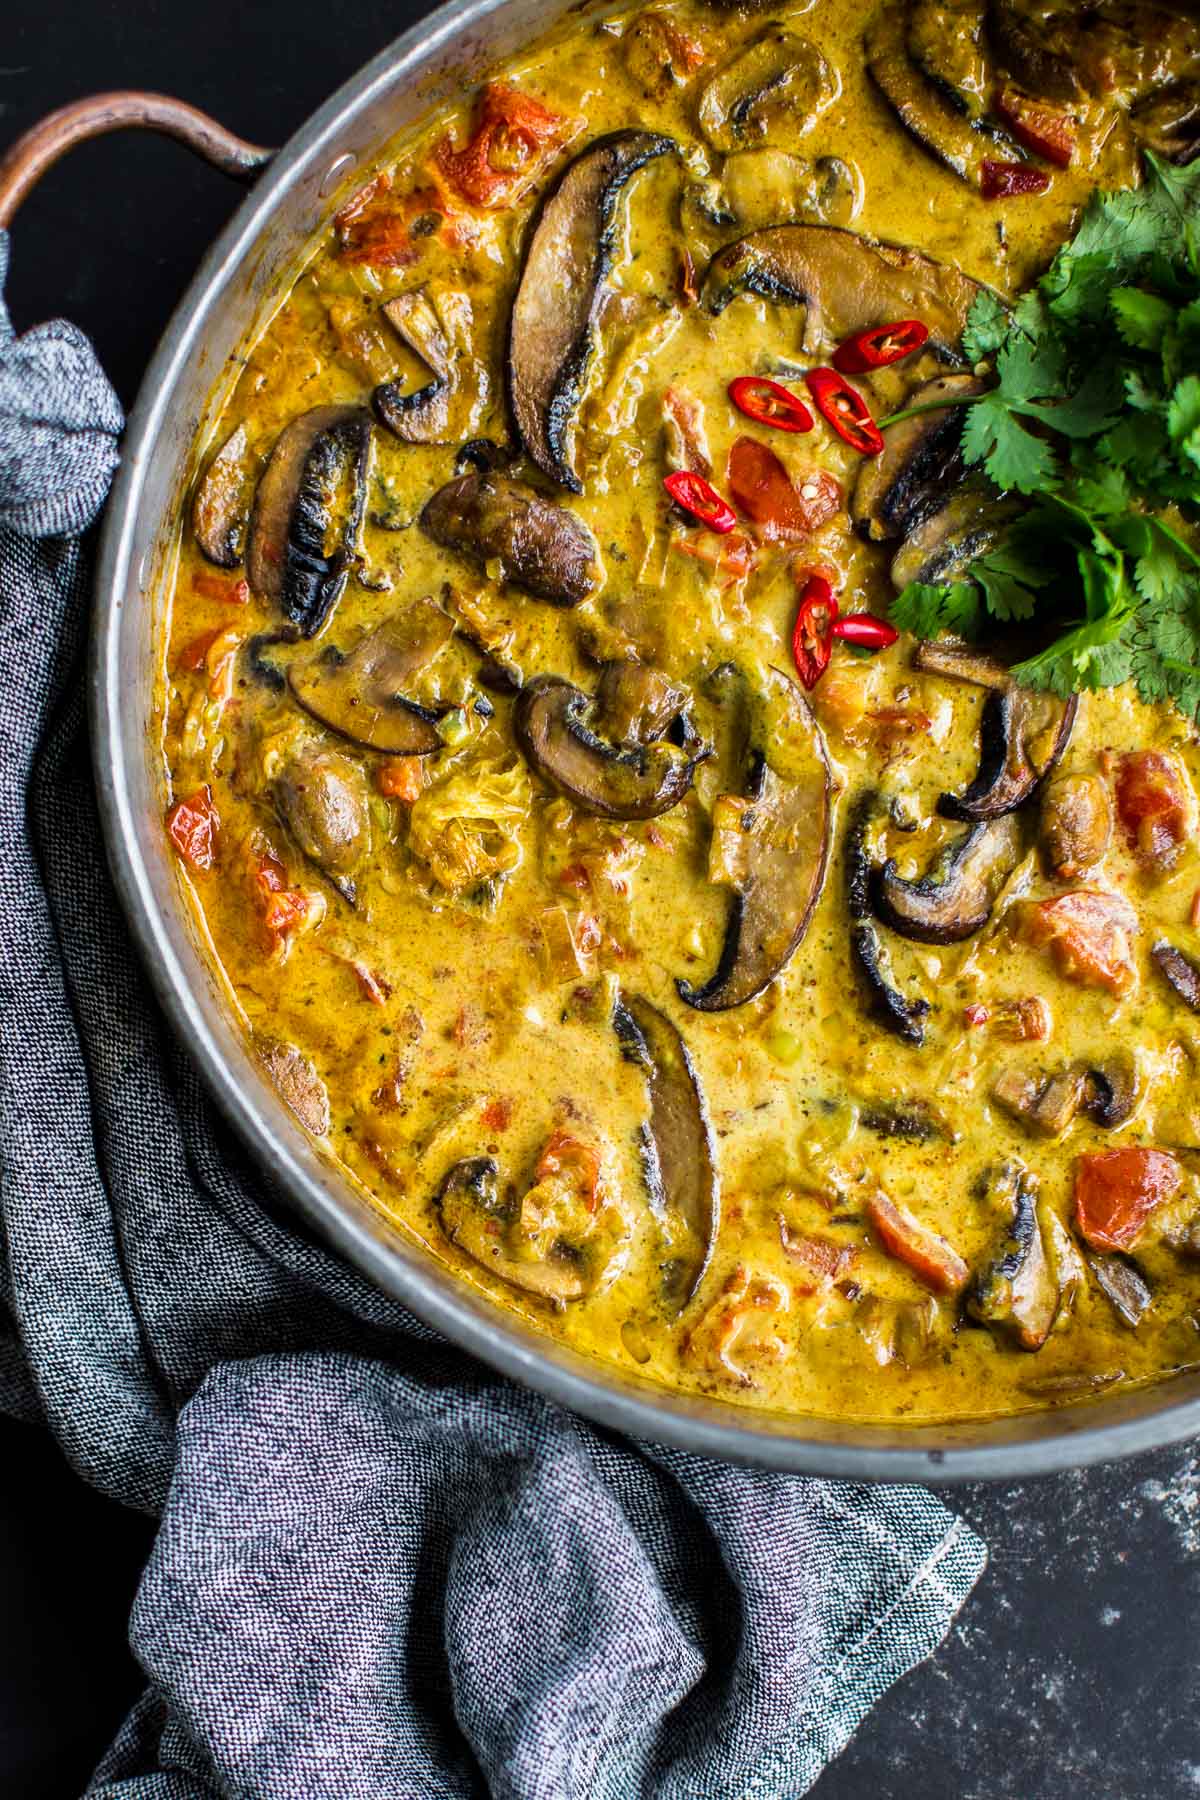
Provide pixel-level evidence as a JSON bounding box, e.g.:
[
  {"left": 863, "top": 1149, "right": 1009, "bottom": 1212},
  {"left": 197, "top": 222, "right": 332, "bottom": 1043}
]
[{"left": 890, "top": 153, "right": 1200, "bottom": 719}]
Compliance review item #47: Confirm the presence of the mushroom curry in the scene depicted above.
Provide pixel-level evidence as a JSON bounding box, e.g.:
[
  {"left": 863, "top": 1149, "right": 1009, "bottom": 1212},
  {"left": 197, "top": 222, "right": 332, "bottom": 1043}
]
[{"left": 161, "top": 0, "right": 1200, "bottom": 1423}]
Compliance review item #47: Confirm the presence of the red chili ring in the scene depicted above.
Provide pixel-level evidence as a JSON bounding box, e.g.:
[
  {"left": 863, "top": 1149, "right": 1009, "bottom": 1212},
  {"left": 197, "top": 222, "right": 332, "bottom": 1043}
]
[
  {"left": 728, "top": 375, "right": 815, "bottom": 434},
  {"left": 663, "top": 469, "right": 737, "bottom": 534}
]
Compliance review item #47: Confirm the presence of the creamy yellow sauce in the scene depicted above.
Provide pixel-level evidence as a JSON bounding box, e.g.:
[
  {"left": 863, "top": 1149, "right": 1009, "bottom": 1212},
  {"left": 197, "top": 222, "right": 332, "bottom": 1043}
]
[{"left": 160, "top": 0, "right": 1200, "bottom": 1424}]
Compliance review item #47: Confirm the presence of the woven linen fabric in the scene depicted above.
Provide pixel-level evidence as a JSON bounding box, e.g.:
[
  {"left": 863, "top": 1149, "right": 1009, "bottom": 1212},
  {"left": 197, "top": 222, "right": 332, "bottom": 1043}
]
[{"left": 0, "top": 226, "right": 986, "bottom": 1800}]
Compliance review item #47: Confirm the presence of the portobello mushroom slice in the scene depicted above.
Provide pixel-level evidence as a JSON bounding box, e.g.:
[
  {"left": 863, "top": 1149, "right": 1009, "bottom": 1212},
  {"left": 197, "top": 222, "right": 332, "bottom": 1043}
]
[
  {"left": 436, "top": 1157, "right": 589, "bottom": 1306},
  {"left": 515, "top": 668, "right": 710, "bottom": 820},
  {"left": 192, "top": 422, "right": 255, "bottom": 567},
  {"left": 846, "top": 790, "right": 930, "bottom": 1045},
  {"left": 372, "top": 289, "right": 453, "bottom": 444},
  {"left": 256, "top": 1037, "right": 330, "bottom": 1136},
  {"left": 1131, "top": 78, "right": 1200, "bottom": 165},
  {"left": 969, "top": 1160, "right": 1060, "bottom": 1349},
  {"left": 420, "top": 471, "right": 598, "bottom": 605},
  {"left": 852, "top": 374, "right": 985, "bottom": 542},
  {"left": 867, "top": 2, "right": 1023, "bottom": 185},
  {"left": 890, "top": 488, "right": 1022, "bottom": 590},
  {"left": 508, "top": 129, "right": 677, "bottom": 492},
  {"left": 989, "top": 0, "right": 1198, "bottom": 106},
  {"left": 872, "top": 813, "right": 1023, "bottom": 943},
  {"left": 906, "top": 0, "right": 991, "bottom": 120},
  {"left": 698, "top": 29, "right": 835, "bottom": 152},
  {"left": 1081, "top": 1053, "right": 1140, "bottom": 1129},
  {"left": 679, "top": 664, "right": 831, "bottom": 1011},
  {"left": 271, "top": 742, "right": 372, "bottom": 905},
  {"left": 288, "top": 597, "right": 453, "bottom": 756},
  {"left": 1039, "top": 771, "right": 1112, "bottom": 879},
  {"left": 247, "top": 405, "right": 372, "bottom": 637},
  {"left": 614, "top": 992, "right": 719, "bottom": 1311},
  {"left": 702, "top": 222, "right": 983, "bottom": 360},
  {"left": 1152, "top": 940, "right": 1200, "bottom": 1013},
  {"left": 913, "top": 644, "right": 1078, "bottom": 820},
  {"left": 1087, "top": 1250, "right": 1152, "bottom": 1328}
]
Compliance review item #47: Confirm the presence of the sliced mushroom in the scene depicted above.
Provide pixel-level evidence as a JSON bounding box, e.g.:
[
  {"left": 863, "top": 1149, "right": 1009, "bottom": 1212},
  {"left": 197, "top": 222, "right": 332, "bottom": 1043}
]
[
  {"left": 890, "top": 488, "right": 1021, "bottom": 590},
  {"left": 271, "top": 743, "right": 372, "bottom": 904},
  {"left": 868, "top": 1, "right": 1023, "bottom": 184},
  {"left": 1131, "top": 77, "right": 1200, "bottom": 165},
  {"left": 907, "top": 0, "right": 991, "bottom": 119},
  {"left": 1040, "top": 772, "right": 1113, "bottom": 879},
  {"left": 987, "top": 0, "right": 1081, "bottom": 99},
  {"left": 911, "top": 639, "right": 1010, "bottom": 688},
  {"left": 872, "top": 813, "right": 1023, "bottom": 943},
  {"left": 1081, "top": 1053, "right": 1140, "bottom": 1129},
  {"left": 593, "top": 661, "right": 690, "bottom": 744},
  {"left": 859, "top": 1101, "right": 944, "bottom": 1140},
  {"left": 508, "top": 129, "right": 677, "bottom": 492},
  {"left": 244, "top": 631, "right": 293, "bottom": 693},
  {"left": 515, "top": 669, "right": 709, "bottom": 820},
  {"left": 852, "top": 375, "right": 985, "bottom": 543},
  {"left": 192, "top": 422, "right": 255, "bottom": 567},
  {"left": 947, "top": 687, "right": 1077, "bottom": 821},
  {"left": 679, "top": 664, "right": 831, "bottom": 1011},
  {"left": 968, "top": 1160, "right": 1060, "bottom": 1349},
  {"left": 247, "top": 405, "right": 372, "bottom": 637},
  {"left": 1152, "top": 939, "right": 1200, "bottom": 1013},
  {"left": 614, "top": 992, "right": 719, "bottom": 1310},
  {"left": 420, "top": 472, "right": 598, "bottom": 606},
  {"left": 256, "top": 1037, "right": 330, "bottom": 1136},
  {"left": 846, "top": 790, "right": 930, "bottom": 1045},
  {"left": 855, "top": 1293, "right": 941, "bottom": 1367},
  {"left": 702, "top": 221, "right": 984, "bottom": 360},
  {"left": 288, "top": 597, "right": 453, "bottom": 755},
  {"left": 912, "top": 637, "right": 1077, "bottom": 820},
  {"left": 1087, "top": 1250, "right": 1152, "bottom": 1328},
  {"left": 372, "top": 289, "right": 453, "bottom": 443},
  {"left": 992, "top": 1066, "right": 1085, "bottom": 1137},
  {"left": 988, "top": 0, "right": 1198, "bottom": 106},
  {"left": 436, "top": 1157, "right": 589, "bottom": 1305},
  {"left": 698, "top": 29, "right": 835, "bottom": 152}
]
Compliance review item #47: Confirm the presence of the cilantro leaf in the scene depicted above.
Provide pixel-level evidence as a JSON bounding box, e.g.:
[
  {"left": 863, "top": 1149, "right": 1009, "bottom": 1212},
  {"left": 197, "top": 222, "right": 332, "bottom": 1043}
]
[
  {"left": 1168, "top": 374, "right": 1200, "bottom": 473},
  {"left": 961, "top": 396, "right": 1059, "bottom": 493},
  {"left": 1110, "top": 287, "right": 1175, "bottom": 350},
  {"left": 890, "top": 582, "right": 982, "bottom": 640},
  {"left": 961, "top": 290, "right": 1009, "bottom": 363}
]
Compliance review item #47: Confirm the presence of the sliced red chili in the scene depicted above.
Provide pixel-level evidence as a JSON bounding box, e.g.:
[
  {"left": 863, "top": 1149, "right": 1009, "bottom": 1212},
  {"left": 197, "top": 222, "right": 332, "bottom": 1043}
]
[
  {"left": 832, "top": 613, "right": 899, "bottom": 650},
  {"left": 804, "top": 368, "right": 884, "bottom": 456},
  {"left": 727, "top": 376, "right": 814, "bottom": 434},
  {"left": 980, "top": 160, "right": 1051, "bottom": 200},
  {"left": 663, "top": 469, "right": 737, "bottom": 534},
  {"left": 832, "top": 320, "right": 930, "bottom": 376},
  {"left": 791, "top": 573, "right": 839, "bottom": 691}
]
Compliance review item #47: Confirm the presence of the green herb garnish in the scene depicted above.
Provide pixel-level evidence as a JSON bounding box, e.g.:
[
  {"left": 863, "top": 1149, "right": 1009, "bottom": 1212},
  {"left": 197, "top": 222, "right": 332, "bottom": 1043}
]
[{"left": 889, "top": 152, "right": 1200, "bottom": 720}]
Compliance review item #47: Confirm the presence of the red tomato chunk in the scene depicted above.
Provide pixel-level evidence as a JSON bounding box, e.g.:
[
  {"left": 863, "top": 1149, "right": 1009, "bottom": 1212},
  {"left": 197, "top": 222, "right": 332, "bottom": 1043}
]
[{"left": 1075, "top": 1149, "right": 1182, "bottom": 1252}]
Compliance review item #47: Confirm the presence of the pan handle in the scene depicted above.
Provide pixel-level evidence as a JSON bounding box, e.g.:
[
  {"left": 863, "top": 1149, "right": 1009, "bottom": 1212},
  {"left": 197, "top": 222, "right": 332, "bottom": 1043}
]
[{"left": 0, "top": 91, "right": 275, "bottom": 229}]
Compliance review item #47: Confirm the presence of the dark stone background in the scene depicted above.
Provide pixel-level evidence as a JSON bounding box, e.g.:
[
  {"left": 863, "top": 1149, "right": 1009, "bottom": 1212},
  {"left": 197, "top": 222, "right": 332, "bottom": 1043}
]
[{"left": 3, "top": 4, "right": 1199, "bottom": 1794}]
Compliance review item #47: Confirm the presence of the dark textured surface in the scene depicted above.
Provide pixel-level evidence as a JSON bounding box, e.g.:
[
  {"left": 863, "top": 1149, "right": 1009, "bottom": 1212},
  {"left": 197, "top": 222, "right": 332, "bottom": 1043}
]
[{"left": 2, "top": 4, "right": 1198, "bottom": 1796}]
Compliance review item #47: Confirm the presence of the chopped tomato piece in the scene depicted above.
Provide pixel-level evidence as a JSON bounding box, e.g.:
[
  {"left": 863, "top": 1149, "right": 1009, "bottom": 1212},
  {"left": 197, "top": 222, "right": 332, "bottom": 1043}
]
[
  {"left": 779, "top": 1221, "right": 856, "bottom": 1286},
  {"left": 726, "top": 436, "right": 841, "bottom": 541},
  {"left": 980, "top": 160, "right": 1051, "bottom": 199},
  {"left": 176, "top": 628, "right": 222, "bottom": 673},
  {"left": 376, "top": 756, "right": 425, "bottom": 802},
  {"left": 166, "top": 786, "right": 218, "bottom": 872},
  {"left": 963, "top": 1002, "right": 990, "bottom": 1027},
  {"left": 1075, "top": 1148, "right": 1181, "bottom": 1253},
  {"left": 1016, "top": 890, "right": 1139, "bottom": 996},
  {"left": 534, "top": 1128, "right": 602, "bottom": 1210},
  {"left": 1115, "top": 749, "right": 1194, "bottom": 872},
  {"left": 994, "top": 995, "right": 1052, "bottom": 1042},
  {"left": 252, "top": 849, "right": 321, "bottom": 945},
  {"left": 481, "top": 1096, "right": 514, "bottom": 1132},
  {"left": 866, "top": 1191, "right": 969, "bottom": 1294},
  {"left": 672, "top": 528, "right": 757, "bottom": 587},
  {"left": 995, "top": 87, "right": 1076, "bottom": 167},
  {"left": 191, "top": 572, "right": 249, "bottom": 606},
  {"left": 434, "top": 82, "right": 568, "bottom": 209},
  {"left": 335, "top": 182, "right": 447, "bottom": 266}
]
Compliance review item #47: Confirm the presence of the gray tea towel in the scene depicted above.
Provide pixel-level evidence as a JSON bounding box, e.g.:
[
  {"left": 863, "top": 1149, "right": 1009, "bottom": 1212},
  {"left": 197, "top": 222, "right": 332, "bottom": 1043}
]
[{"left": 0, "top": 226, "right": 986, "bottom": 1800}]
